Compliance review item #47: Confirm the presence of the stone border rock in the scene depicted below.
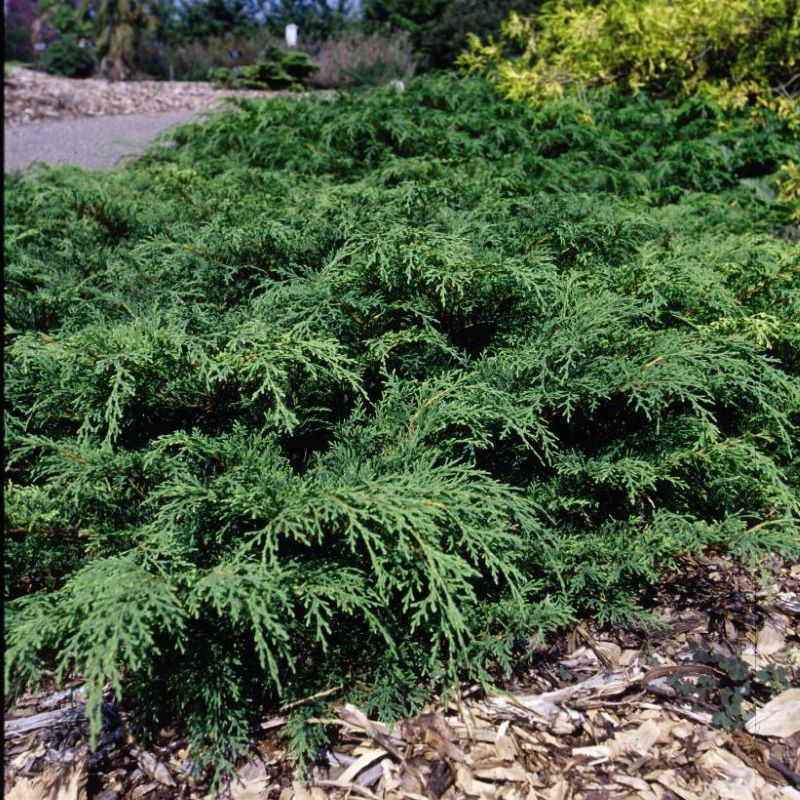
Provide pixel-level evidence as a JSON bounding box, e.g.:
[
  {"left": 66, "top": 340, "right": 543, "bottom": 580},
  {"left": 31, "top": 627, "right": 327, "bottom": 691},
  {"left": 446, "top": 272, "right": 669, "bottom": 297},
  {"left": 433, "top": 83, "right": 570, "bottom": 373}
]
[{"left": 4, "top": 67, "right": 284, "bottom": 127}]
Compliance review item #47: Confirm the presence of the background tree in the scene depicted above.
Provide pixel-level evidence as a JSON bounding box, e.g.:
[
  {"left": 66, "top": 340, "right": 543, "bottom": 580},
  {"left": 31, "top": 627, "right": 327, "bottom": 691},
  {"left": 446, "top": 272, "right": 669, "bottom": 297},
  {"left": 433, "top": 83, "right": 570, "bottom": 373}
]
[
  {"left": 84, "top": 0, "right": 156, "bottom": 79},
  {"left": 171, "top": 0, "right": 254, "bottom": 43},
  {"left": 4, "top": 13, "right": 35, "bottom": 61},
  {"left": 38, "top": 0, "right": 94, "bottom": 39},
  {"left": 264, "top": 0, "right": 354, "bottom": 42},
  {"left": 139, "top": 0, "right": 179, "bottom": 50},
  {"left": 362, "top": 0, "right": 448, "bottom": 67},
  {"left": 362, "top": 0, "right": 544, "bottom": 69},
  {"left": 417, "top": 0, "right": 544, "bottom": 69}
]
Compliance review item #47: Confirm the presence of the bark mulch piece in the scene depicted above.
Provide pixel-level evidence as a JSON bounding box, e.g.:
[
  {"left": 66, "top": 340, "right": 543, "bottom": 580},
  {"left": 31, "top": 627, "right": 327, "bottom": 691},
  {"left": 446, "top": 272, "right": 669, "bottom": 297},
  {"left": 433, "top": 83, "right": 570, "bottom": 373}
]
[{"left": 4, "top": 555, "right": 799, "bottom": 799}]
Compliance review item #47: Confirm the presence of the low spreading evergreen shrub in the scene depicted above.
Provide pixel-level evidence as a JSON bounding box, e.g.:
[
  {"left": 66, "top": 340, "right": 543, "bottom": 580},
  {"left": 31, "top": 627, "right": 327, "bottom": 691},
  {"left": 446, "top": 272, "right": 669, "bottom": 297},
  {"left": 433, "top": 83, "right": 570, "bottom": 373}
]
[{"left": 4, "top": 75, "right": 799, "bottom": 784}]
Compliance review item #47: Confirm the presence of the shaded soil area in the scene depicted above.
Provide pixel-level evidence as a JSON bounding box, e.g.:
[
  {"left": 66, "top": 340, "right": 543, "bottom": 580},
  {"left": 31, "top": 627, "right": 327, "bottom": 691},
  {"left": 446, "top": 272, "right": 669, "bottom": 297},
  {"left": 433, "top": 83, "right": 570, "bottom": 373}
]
[{"left": 5, "top": 554, "right": 799, "bottom": 799}]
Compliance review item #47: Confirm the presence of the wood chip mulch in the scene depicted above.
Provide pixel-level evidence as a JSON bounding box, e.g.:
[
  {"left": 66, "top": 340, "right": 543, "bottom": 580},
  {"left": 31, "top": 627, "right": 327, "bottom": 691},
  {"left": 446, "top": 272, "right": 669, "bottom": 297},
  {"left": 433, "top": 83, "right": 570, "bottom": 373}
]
[
  {"left": 4, "top": 554, "right": 800, "bottom": 800},
  {"left": 3, "top": 67, "right": 284, "bottom": 126}
]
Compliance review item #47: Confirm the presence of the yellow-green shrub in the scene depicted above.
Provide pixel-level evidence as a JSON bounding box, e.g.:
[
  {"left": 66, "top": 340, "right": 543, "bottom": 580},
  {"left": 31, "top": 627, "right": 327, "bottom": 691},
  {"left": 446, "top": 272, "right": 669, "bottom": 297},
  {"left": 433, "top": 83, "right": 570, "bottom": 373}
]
[
  {"left": 458, "top": 0, "right": 799, "bottom": 120},
  {"left": 777, "top": 161, "right": 800, "bottom": 219}
]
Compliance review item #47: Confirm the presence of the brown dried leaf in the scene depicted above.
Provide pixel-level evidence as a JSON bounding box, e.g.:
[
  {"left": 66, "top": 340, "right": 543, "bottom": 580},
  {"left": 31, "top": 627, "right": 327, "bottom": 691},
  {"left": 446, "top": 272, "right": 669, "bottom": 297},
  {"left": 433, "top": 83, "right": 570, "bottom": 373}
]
[
  {"left": 338, "top": 749, "right": 388, "bottom": 784},
  {"left": 611, "top": 773, "right": 661, "bottom": 800},
  {"left": 495, "top": 734, "right": 517, "bottom": 762},
  {"left": 229, "top": 757, "right": 269, "bottom": 800},
  {"left": 472, "top": 766, "right": 530, "bottom": 783},
  {"left": 135, "top": 751, "right": 177, "bottom": 787},
  {"left": 573, "top": 718, "right": 663, "bottom": 761},
  {"left": 648, "top": 769, "right": 699, "bottom": 800},
  {"left": 6, "top": 758, "right": 88, "bottom": 800},
  {"left": 756, "top": 624, "right": 786, "bottom": 657},
  {"left": 746, "top": 690, "right": 800, "bottom": 739},
  {"left": 454, "top": 765, "right": 496, "bottom": 796},
  {"left": 291, "top": 781, "right": 315, "bottom": 800}
]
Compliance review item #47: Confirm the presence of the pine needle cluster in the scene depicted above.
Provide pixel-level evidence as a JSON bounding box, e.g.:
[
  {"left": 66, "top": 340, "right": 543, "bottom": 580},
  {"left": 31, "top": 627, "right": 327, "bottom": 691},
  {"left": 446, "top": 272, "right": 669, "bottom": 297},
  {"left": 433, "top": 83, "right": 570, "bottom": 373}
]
[{"left": 5, "top": 75, "right": 799, "bottom": 782}]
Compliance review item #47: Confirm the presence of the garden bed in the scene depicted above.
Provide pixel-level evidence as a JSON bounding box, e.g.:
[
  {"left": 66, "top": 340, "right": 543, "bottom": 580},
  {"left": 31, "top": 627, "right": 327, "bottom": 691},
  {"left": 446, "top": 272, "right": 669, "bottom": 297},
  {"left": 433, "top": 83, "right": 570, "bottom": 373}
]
[
  {"left": 4, "top": 553, "right": 799, "bottom": 799},
  {"left": 5, "top": 73, "right": 799, "bottom": 797}
]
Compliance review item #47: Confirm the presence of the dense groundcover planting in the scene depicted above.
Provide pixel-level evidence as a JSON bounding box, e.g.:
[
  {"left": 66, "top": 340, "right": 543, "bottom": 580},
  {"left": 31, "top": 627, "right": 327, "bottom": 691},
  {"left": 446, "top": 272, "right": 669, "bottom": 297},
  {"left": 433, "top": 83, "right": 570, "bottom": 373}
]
[{"left": 4, "top": 76, "right": 800, "bottom": 779}]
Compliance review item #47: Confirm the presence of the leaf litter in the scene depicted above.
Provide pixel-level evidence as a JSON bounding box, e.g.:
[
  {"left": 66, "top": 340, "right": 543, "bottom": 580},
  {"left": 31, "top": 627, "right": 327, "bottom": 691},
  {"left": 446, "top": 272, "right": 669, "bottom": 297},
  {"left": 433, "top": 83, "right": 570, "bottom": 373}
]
[{"left": 4, "top": 553, "right": 798, "bottom": 799}]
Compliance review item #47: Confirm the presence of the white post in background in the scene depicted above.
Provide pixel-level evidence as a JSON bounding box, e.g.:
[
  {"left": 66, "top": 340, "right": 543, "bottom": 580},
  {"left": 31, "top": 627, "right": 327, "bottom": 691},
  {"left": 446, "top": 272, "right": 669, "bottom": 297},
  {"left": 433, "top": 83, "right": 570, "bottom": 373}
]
[{"left": 285, "top": 23, "right": 298, "bottom": 49}]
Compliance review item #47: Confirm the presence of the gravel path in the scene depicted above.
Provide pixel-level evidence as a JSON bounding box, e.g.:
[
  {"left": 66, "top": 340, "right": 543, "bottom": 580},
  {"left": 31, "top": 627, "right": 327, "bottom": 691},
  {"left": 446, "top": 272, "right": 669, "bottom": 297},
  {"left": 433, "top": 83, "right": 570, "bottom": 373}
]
[{"left": 4, "top": 110, "right": 206, "bottom": 172}]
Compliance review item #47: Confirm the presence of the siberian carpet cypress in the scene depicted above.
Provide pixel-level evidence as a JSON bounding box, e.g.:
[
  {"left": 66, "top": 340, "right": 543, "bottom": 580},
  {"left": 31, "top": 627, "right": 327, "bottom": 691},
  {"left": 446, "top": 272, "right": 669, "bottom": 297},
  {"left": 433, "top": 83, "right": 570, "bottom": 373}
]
[{"left": 4, "top": 75, "right": 799, "bottom": 781}]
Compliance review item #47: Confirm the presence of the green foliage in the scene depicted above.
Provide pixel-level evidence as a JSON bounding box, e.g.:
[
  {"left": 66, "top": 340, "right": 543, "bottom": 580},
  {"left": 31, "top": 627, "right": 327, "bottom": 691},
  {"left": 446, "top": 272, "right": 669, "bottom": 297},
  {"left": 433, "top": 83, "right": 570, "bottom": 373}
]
[
  {"left": 362, "top": 0, "right": 544, "bottom": 69},
  {"left": 459, "top": 0, "right": 799, "bottom": 120},
  {"left": 4, "top": 14, "right": 35, "bottom": 63},
  {"left": 173, "top": 0, "right": 256, "bottom": 44},
  {"left": 4, "top": 75, "right": 799, "bottom": 783},
  {"left": 84, "top": 0, "right": 156, "bottom": 79},
  {"left": 210, "top": 45, "right": 317, "bottom": 88},
  {"left": 265, "top": 0, "right": 354, "bottom": 42},
  {"left": 37, "top": 0, "right": 95, "bottom": 40},
  {"left": 361, "top": 0, "right": 541, "bottom": 69},
  {"left": 668, "top": 648, "right": 795, "bottom": 730},
  {"left": 415, "top": 0, "right": 544, "bottom": 70},
  {"left": 362, "top": 0, "right": 449, "bottom": 42},
  {"left": 39, "top": 38, "right": 96, "bottom": 78},
  {"left": 777, "top": 161, "right": 800, "bottom": 221},
  {"left": 140, "top": 28, "right": 282, "bottom": 82}
]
